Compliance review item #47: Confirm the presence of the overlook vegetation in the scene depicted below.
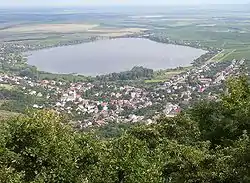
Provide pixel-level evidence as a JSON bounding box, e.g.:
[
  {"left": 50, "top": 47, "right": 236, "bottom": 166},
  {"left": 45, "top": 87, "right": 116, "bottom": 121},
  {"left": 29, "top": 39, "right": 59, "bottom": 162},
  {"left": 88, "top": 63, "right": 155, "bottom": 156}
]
[{"left": 0, "top": 76, "right": 249, "bottom": 183}]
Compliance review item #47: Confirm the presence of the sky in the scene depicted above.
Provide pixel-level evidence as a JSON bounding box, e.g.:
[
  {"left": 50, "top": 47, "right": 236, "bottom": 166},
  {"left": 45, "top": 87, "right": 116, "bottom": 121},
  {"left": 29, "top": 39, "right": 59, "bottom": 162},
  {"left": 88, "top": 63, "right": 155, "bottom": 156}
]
[{"left": 1, "top": 0, "right": 249, "bottom": 7}]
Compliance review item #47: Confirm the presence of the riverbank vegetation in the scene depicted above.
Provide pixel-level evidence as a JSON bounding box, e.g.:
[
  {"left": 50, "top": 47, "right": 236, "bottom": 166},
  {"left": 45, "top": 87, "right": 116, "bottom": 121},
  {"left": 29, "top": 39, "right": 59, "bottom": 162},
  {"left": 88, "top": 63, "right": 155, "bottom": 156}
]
[{"left": 0, "top": 76, "right": 249, "bottom": 182}]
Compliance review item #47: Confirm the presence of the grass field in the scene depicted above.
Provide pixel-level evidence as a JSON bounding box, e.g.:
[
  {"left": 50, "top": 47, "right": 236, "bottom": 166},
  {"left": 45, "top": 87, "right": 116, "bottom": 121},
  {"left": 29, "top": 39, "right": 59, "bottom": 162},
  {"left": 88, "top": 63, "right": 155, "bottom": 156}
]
[
  {"left": 1, "top": 24, "right": 99, "bottom": 33},
  {"left": 223, "top": 48, "right": 250, "bottom": 61},
  {"left": 145, "top": 67, "right": 191, "bottom": 83},
  {"left": 0, "top": 22, "right": 146, "bottom": 42},
  {"left": 1, "top": 7, "right": 250, "bottom": 61},
  {"left": 88, "top": 28, "right": 147, "bottom": 37},
  {"left": 161, "top": 24, "right": 250, "bottom": 61},
  {"left": 211, "top": 49, "right": 236, "bottom": 62}
]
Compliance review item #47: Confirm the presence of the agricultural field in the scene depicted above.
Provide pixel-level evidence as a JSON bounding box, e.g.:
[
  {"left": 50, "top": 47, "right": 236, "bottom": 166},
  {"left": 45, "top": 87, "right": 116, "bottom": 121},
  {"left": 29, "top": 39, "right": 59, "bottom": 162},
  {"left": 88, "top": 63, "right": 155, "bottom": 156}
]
[
  {"left": 151, "top": 24, "right": 250, "bottom": 61},
  {"left": 0, "top": 22, "right": 146, "bottom": 43},
  {"left": 86, "top": 27, "right": 147, "bottom": 37},
  {"left": 1, "top": 6, "right": 250, "bottom": 61},
  {"left": 210, "top": 49, "right": 236, "bottom": 62},
  {"left": 1, "top": 23, "right": 145, "bottom": 36},
  {"left": 1, "top": 24, "right": 99, "bottom": 33}
]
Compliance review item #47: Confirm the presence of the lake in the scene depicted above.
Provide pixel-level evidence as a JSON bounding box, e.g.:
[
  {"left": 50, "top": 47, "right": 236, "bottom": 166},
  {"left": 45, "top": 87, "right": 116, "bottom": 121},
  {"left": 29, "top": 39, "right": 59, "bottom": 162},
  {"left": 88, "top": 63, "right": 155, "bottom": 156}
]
[{"left": 27, "top": 38, "right": 206, "bottom": 76}]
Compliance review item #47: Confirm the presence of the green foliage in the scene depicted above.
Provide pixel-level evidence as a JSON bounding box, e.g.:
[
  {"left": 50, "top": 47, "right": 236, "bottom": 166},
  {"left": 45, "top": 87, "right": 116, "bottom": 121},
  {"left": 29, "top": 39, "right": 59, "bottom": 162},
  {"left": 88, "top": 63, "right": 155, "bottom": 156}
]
[
  {"left": 91, "top": 122, "right": 139, "bottom": 139},
  {"left": 0, "top": 76, "right": 250, "bottom": 182},
  {"left": 93, "top": 135, "right": 160, "bottom": 183},
  {"left": 96, "top": 66, "right": 154, "bottom": 81},
  {"left": 38, "top": 72, "right": 91, "bottom": 83},
  {"left": 19, "top": 66, "right": 38, "bottom": 79},
  {"left": 189, "top": 101, "right": 229, "bottom": 146},
  {"left": 0, "top": 110, "right": 99, "bottom": 183},
  {"left": 190, "top": 75, "right": 250, "bottom": 147},
  {"left": 156, "top": 114, "right": 201, "bottom": 144},
  {"left": 0, "top": 166, "right": 23, "bottom": 183}
]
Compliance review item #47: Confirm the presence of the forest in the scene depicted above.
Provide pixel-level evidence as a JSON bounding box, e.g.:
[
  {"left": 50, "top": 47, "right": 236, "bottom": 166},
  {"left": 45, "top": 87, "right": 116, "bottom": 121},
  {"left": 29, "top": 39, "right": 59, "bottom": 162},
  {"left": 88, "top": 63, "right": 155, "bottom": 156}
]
[{"left": 0, "top": 76, "right": 249, "bottom": 183}]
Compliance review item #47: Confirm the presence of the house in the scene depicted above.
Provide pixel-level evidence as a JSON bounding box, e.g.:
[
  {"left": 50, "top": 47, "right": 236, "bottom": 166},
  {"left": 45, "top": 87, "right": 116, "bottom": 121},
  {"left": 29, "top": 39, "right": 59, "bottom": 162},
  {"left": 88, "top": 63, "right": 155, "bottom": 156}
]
[{"left": 29, "top": 91, "right": 36, "bottom": 95}]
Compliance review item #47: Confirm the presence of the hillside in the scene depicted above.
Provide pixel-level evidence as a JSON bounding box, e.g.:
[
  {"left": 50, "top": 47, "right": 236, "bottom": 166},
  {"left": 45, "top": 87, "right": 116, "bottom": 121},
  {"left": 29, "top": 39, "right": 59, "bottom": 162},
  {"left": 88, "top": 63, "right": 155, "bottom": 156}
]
[{"left": 0, "top": 76, "right": 249, "bottom": 183}]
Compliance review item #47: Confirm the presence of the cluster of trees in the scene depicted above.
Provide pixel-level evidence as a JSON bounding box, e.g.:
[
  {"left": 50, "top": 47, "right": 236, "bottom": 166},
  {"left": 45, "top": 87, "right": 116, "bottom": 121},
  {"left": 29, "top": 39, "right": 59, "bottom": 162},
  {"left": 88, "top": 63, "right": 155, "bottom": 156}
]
[
  {"left": 96, "top": 66, "right": 154, "bottom": 81},
  {"left": 18, "top": 69, "right": 93, "bottom": 83},
  {"left": 37, "top": 72, "right": 93, "bottom": 83},
  {"left": 0, "top": 87, "right": 50, "bottom": 113},
  {"left": 0, "top": 76, "right": 249, "bottom": 182},
  {"left": 0, "top": 88, "right": 32, "bottom": 113}
]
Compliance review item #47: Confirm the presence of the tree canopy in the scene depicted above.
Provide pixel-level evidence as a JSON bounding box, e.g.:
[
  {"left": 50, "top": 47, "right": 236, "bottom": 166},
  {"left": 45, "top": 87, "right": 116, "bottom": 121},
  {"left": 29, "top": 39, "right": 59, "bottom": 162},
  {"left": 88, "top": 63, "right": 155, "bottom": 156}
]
[
  {"left": 0, "top": 76, "right": 249, "bottom": 183},
  {"left": 96, "top": 66, "right": 154, "bottom": 81}
]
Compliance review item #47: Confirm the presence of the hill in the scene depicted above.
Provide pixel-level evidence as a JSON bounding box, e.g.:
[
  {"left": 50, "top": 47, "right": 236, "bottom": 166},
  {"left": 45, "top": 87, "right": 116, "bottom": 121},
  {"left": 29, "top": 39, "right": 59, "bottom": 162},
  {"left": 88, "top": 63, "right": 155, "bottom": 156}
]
[{"left": 0, "top": 76, "right": 249, "bottom": 182}]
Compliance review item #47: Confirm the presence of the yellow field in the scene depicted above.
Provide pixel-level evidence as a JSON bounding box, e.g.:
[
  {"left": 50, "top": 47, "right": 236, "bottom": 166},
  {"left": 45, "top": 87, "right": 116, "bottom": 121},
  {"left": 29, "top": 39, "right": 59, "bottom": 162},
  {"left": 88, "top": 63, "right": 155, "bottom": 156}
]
[
  {"left": 1, "top": 24, "right": 147, "bottom": 37},
  {"left": 1, "top": 24, "right": 99, "bottom": 33},
  {"left": 89, "top": 28, "right": 146, "bottom": 33},
  {"left": 89, "top": 28, "right": 147, "bottom": 37}
]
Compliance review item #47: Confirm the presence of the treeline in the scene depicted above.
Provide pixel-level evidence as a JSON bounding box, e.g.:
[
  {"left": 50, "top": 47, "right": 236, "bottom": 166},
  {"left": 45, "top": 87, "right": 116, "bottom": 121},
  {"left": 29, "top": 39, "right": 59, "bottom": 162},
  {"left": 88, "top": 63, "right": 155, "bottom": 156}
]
[
  {"left": 96, "top": 66, "right": 154, "bottom": 81},
  {"left": 18, "top": 68, "right": 92, "bottom": 83},
  {"left": 0, "top": 76, "right": 249, "bottom": 182},
  {"left": 18, "top": 66, "right": 153, "bottom": 83}
]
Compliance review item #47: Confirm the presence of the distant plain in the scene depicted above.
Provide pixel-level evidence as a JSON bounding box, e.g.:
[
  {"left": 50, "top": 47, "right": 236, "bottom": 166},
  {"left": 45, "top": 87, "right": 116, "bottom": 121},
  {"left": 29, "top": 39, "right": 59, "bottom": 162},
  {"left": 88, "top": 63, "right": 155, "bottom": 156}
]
[{"left": 1, "top": 6, "right": 250, "bottom": 61}]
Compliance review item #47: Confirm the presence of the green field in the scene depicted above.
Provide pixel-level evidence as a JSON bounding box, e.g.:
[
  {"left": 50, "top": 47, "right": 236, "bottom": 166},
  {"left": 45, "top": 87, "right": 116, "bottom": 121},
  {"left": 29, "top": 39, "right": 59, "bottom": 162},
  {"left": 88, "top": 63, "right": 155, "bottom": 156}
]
[
  {"left": 161, "top": 24, "right": 250, "bottom": 61},
  {"left": 210, "top": 49, "right": 236, "bottom": 62},
  {"left": 1, "top": 7, "right": 250, "bottom": 61},
  {"left": 145, "top": 67, "right": 192, "bottom": 83}
]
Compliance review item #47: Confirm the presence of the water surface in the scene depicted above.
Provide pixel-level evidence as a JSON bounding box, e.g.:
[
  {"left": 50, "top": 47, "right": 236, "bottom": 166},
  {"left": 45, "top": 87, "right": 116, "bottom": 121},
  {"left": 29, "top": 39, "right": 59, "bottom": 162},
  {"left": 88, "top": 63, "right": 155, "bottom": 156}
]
[{"left": 27, "top": 38, "right": 206, "bottom": 76}]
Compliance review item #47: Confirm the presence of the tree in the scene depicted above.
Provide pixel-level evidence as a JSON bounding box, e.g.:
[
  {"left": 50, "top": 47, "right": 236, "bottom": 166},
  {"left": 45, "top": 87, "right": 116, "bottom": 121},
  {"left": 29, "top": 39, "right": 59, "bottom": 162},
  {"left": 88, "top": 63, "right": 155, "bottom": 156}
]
[
  {"left": 0, "top": 110, "right": 98, "bottom": 183},
  {"left": 189, "top": 75, "right": 250, "bottom": 147},
  {"left": 0, "top": 76, "right": 250, "bottom": 183},
  {"left": 0, "top": 166, "right": 23, "bottom": 183},
  {"left": 189, "top": 101, "right": 230, "bottom": 146},
  {"left": 92, "top": 134, "right": 162, "bottom": 183}
]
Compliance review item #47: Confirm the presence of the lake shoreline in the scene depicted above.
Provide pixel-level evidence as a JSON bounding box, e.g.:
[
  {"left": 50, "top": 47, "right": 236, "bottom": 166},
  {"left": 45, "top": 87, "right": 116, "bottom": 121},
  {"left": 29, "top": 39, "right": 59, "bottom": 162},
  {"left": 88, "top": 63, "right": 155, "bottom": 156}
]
[{"left": 26, "top": 38, "right": 206, "bottom": 76}]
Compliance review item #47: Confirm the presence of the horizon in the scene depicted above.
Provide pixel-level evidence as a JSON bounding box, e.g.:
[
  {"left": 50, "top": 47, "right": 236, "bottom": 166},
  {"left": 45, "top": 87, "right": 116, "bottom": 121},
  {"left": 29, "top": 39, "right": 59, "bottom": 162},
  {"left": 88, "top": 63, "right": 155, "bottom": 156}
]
[
  {"left": 1, "top": 0, "right": 250, "bottom": 8},
  {"left": 1, "top": 3, "right": 250, "bottom": 9}
]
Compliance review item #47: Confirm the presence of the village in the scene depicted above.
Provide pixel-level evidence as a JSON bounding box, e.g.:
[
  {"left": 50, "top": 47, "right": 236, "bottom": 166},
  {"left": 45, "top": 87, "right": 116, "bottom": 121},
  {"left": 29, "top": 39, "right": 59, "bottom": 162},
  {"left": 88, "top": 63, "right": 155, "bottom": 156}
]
[
  {"left": 0, "top": 36, "right": 246, "bottom": 128},
  {"left": 0, "top": 48, "right": 245, "bottom": 128}
]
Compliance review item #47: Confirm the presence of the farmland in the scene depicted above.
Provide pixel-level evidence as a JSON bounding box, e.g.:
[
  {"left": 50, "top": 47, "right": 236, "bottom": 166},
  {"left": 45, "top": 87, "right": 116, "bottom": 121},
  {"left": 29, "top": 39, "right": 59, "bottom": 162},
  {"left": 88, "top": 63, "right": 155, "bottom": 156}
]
[{"left": 0, "top": 5, "right": 250, "bottom": 61}]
